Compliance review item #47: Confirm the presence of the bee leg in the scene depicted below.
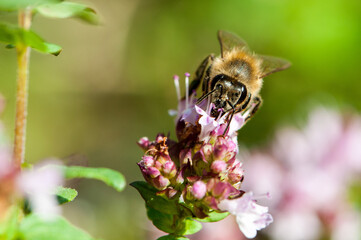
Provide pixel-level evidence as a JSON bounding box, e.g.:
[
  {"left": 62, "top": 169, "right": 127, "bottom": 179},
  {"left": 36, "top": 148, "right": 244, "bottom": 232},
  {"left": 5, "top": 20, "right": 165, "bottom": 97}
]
[
  {"left": 223, "top": 101, "right": 236, "bottom": 136},
  {"left": 189, "top": 54, "right": 214, "bottom": 95},
  {"left": 245, "top": 96, "right": 262, "bottom": 122}
]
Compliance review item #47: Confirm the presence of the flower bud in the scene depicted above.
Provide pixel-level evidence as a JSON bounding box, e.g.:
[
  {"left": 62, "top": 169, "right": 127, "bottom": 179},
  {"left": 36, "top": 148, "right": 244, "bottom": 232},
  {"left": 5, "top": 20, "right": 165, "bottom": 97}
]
[
  {"left": 211, "top": 160, "right": 227, "bottom": 174},
  {"left": 156, "top": 153, "right": 171, "bottom": 165},
  {"left": 157, "top": 187, "right": 178, "bottom": 199},
  {"left": 203, "top": 196, "right": 218, "bottom": 210},
  {"left": 201, "top": 144, "right": 213, "bottom": 161},
  {"left": 137, "top": 137, "right": 149, "bottom": 150},
  {"left": 179, "top": 149, "right": 192, "bottom": 166},
  {"left": 191, "top": 181, "right": 207, "bottom": 200},
  {"left": 211, "top": 181, "right": 238, "bottom": 200},
  {"left": 163, "top": 161, "right": 177, "bottom": 178},
  {"left": 153, "top": 175, "right": 170, "bottom": 190},
  {"left": 142, "top": 156, "right": 154, "bottom": 167},
  {"left": 227, "top": 161, "right": 244, "bottom": 184},
  {"left": 226, "top": 139, "right": 237, "bottom": 152},
  {"left": 155, "top": 134, "right": 165, "bottom": 143},
  {"left": 146, "top": 167, "right": 160, "bottom": 178},
  {"left": 175, "top": 169, "right": 184, "bottom": 185},
  {"left": 214, "top": 144, "right": 228, "bottom": 160}
]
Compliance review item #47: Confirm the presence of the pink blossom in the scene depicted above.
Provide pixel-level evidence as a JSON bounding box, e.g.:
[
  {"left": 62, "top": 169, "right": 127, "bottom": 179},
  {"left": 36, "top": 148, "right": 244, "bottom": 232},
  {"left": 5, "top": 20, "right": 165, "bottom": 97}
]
[
  {"left": 211, "top": 160, "right": 227, "bottom": 174},
  {"left": 17, "top": 160, "right": 64, "bottom": 220},
  {"left": 219, "top": 192, "right": 273, "bottom": 239},
  {"left": 191, "top": 181, "right": 207, "bottom": 200},
  {"left": 195, "top": 105, "right": 220, "bottom": 142}
]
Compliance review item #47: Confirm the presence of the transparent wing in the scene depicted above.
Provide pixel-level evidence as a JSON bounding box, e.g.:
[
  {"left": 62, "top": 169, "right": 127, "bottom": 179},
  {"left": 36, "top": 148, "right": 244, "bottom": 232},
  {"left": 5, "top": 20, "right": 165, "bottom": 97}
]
[
  {"left": 259, "top": 55, "right": 291, "bottom": 78},
  {"left": 217, "top": 30, "right": 249, "bottom": 57}
]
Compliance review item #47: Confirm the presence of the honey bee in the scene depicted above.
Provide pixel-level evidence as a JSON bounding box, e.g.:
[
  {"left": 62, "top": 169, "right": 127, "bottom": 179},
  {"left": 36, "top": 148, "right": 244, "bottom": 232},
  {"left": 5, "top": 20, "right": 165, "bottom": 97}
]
[{"left": 190, "top": 30, "right": 291, "bottom": 132}]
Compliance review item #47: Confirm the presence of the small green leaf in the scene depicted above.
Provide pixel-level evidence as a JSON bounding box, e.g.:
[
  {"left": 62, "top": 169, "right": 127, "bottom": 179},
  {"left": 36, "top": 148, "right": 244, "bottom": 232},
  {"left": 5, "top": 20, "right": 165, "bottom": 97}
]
[
  {"left": 20, "top": 214, "right": 94, "bottom": 240},
  {"left": 130, "top": 181, "right": 179, "bottom": 215},
  {"left": 196, "top": 211, "right": 229, "bottom": 222},
  {"left": 62, "top": 166, "right": 126, "bottom": 192},
  {"left": 0, "top": 0, "right": 61, "bottom": 11},
  {"left": 55, "top": 187, "right": 78, "bottom": 205},
  {"left": 37, "top": 2, "right": 99, "bottom": 24},
  {"left": 157, "top": 235, "right": 189, "bottom": 240},
  {"left": 5, "top": 44, "right": 15, "bottom": 49},
  {"left": 0, "top": 22, "right": 62, "bottom": 55},
  {"left": 176, "top": 218, "right": 202, "bottom": 236},
  {"left": 147, "top": 206, "right": 175, "bottom": 233},
  {"left": 0, "top": 206, "right": 21, "bottom": 240}
]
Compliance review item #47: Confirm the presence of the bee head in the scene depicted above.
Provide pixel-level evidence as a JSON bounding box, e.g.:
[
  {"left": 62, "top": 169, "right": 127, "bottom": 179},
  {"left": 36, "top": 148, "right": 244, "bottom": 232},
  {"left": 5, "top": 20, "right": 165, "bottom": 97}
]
[{"left": 211, "top": 74, "right": 248, "bottom": 113}]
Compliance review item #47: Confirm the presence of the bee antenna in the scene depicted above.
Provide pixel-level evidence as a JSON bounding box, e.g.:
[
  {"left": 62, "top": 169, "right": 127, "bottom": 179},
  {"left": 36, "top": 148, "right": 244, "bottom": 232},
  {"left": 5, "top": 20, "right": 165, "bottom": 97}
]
[{"left": 196, "top": 89, "right": 217, "bottom": 105}]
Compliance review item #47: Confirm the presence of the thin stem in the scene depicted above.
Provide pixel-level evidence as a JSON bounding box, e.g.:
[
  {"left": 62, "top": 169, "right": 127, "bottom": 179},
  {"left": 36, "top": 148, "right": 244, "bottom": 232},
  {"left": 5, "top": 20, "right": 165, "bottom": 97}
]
[{"left": 14, "top": 8, "right": 32, "bottom": 167}]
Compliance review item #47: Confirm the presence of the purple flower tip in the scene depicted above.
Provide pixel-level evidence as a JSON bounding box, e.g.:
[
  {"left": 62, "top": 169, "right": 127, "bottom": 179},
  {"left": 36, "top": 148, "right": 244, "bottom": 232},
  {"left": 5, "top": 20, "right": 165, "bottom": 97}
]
[
  {"left": 185, "top": 72, "right": 190, "bottom": 77},
  {"left": 173, "top": 75, "right": 179, "bottom": 81}
]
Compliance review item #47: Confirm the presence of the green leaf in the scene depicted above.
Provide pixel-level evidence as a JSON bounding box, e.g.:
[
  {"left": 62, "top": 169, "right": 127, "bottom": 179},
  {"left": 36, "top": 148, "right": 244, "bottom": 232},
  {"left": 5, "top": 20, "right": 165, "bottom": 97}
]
[
  {"left": 157, "top": 235, "right": 189, "bottom": 240},
  {"left": 0, "top": 22, "right": 62, "bottom": 55},
  {"left": 176, "top": 218, "right": 202, "bottom": 236},
  {"left": 55, "top": 187, "right": 78, "bottom": 205},
  {"left": 37, "top": 2, "right": 99, "bottom": 24},
  {"left": 0, "top": 206, "right": 21, "bottom": 240},
  {"left": 130, "top": 181, "right": 179, "bottom": 215},
  {"left": 19, "top": 214, "right": 94, "bottom": 240},
  {"left": 62, "top": 166, "right": 126, "bottom": 192},
  {"left": 195, "top": 211, "right": 229, "bottom": 222},
  {"left": 0, "top": 0, "right": 61, "bottom": 11},
  {"left": 147, "top": 206, "right": 176, "bottom": 234}
]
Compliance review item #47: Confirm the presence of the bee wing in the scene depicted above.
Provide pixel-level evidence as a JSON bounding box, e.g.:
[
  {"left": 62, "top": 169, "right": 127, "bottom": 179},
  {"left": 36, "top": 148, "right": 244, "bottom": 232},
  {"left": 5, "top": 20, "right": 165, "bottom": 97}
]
[
  {"left": 258, "top": 55, "right": 291, "bottom": 78},
  {"left": 218, "top": 30, "right": 249, "bottom": 57}
]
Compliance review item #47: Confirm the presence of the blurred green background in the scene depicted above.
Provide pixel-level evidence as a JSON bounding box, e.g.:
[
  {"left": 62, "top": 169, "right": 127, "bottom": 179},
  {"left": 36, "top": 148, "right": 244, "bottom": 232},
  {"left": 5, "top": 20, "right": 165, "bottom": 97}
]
[{"left": 0, "top": 0, "right": 360, "bottom": 239}]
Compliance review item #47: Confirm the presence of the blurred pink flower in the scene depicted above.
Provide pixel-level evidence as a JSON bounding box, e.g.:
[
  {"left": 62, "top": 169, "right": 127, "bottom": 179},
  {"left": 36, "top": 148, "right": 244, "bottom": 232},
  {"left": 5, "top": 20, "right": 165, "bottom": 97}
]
[
  {"left": 242, "top": 107, "right": 361, "bottom": 240},
  {"left": 17, "top": 160, "right": 64, "bottom": 220}
]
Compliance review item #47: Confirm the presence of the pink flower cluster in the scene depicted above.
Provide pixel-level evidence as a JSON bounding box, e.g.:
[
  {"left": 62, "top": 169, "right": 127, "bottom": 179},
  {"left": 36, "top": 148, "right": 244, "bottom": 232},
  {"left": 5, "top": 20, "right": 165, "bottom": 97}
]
[
  {"left": 138, "top": 74, "right": 273, "bottom": 238},
  {"left": 138, "top": 133, "right": 243, "bottom": 215},
  {"left": 242, "top": 107, "right": 361, "bottom": 240}
]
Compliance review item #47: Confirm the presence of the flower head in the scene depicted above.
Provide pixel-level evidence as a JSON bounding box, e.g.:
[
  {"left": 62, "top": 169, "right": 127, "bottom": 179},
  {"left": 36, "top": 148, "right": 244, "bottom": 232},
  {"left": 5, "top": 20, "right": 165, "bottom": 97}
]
[{"left": 136, "top": 73, "right": 273, "bottom": 238}]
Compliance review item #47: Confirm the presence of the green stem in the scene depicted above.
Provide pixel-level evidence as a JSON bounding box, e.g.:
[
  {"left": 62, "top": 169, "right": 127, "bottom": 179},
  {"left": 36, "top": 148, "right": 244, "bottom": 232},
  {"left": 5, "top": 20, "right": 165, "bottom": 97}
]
[{"left": 13, "top": 8, "right": 32, "bottom": 167}]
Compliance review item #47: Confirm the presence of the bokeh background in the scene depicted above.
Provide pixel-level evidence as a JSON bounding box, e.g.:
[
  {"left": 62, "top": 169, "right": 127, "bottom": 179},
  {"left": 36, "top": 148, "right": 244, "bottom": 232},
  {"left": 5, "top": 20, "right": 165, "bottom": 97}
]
[{"left": 0, "top": 0, "right": 360, "bottom": 239}]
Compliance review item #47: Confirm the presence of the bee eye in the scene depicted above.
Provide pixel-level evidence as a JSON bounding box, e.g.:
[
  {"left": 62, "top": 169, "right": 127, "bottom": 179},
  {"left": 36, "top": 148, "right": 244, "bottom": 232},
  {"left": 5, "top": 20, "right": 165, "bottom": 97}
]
[
  {"left": 236, "top": 85, "right": 248, "bottom": 105},
  {"left": 211, "top": 74, "right": 225, "bottom": 90}
]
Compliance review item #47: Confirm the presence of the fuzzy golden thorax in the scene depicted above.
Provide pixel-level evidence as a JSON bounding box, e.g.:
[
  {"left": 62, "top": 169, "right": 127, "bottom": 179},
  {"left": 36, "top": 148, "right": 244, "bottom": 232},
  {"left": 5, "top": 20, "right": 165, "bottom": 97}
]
[{"left": 210, "top": 48, "right": 263, "bottom": 95}]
